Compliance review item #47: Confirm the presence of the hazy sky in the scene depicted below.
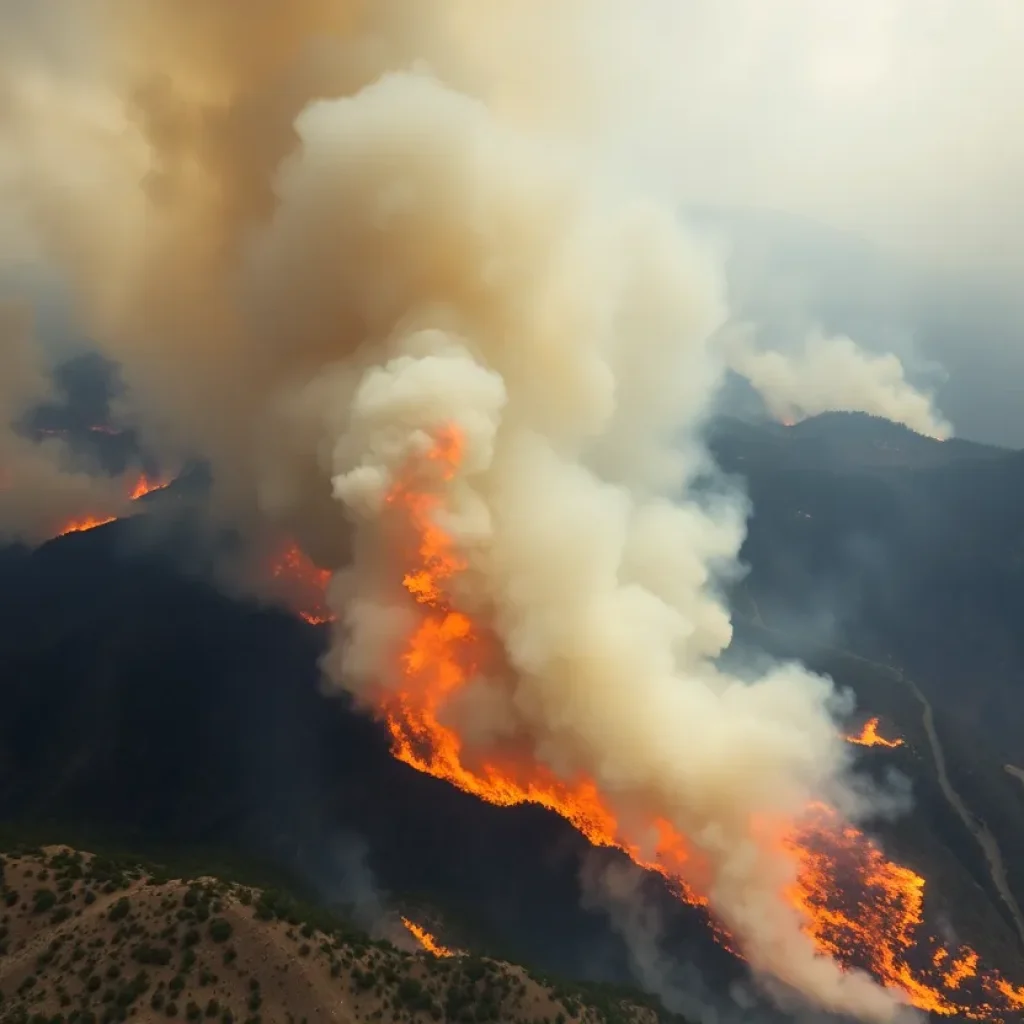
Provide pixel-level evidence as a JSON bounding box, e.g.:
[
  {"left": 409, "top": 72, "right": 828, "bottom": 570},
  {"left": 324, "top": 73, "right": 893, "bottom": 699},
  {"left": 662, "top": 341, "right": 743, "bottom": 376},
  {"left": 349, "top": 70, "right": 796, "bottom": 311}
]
[{"left": 1, "top": 0, "right": 1024, "bottom": 444}]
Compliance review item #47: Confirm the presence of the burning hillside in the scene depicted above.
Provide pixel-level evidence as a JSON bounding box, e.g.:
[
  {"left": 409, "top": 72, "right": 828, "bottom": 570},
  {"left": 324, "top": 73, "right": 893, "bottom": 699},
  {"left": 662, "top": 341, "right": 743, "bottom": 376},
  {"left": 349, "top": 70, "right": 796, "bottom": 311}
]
[
  {"left": 50, "top": 471, "right": 173, "bottom": 538},
  {"left": 0, "top": 2, "right": 977, "bottom": 1020},
  {"left": 316, "top": 421, "right": 1024, "bottom": 1021},
  {"left": 402, "top": 917, "right": 462, "bottom": 959}
]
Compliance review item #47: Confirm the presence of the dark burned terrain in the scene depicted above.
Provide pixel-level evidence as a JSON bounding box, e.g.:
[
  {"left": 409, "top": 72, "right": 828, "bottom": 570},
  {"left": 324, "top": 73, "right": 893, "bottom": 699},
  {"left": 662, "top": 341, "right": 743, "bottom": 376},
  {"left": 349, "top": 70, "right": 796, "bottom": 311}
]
[{"left": 2, "top": 386, "right": 1024, "bottom": 1018}]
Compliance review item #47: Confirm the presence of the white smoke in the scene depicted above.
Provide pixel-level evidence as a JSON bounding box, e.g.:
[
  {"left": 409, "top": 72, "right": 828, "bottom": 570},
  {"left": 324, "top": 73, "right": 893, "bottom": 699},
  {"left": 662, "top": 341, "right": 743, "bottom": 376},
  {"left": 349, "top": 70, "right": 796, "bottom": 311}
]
[
  {"left": 726, "top": 328, "right": 953, "bottom": 437},
  {"left": 0, "top": 4, "right": 930, "bottom": 1020}
]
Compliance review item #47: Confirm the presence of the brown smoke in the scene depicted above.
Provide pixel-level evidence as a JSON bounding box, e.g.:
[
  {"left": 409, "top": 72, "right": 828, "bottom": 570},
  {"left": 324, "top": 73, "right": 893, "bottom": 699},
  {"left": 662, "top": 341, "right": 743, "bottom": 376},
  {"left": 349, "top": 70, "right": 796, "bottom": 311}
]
[
  {"left": 0, "top": 302, "right": 125, "bottom": 542},
  {"left": 0, "top": 5, "right": 927, "bottom": 1019}
]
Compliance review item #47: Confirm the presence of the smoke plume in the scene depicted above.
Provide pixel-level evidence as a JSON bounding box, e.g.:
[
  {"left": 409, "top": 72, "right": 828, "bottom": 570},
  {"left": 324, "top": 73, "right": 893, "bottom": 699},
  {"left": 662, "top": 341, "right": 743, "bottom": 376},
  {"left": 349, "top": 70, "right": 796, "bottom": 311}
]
[
  {"left": 725, "top": 329, "right": 953, "bottom": 438},
  {"left": 0, "top": 3, "right": 929, "bottom": 1019},
  {"left": 0, "top": 302, "right": 125, "bottom": 542}
]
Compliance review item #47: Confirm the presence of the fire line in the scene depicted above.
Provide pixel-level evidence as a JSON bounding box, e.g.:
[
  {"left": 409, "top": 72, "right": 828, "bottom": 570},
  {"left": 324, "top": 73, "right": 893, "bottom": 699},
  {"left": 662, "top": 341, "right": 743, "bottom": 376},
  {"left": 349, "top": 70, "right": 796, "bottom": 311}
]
[{"left": 280, "top": 425, "right": 1024, "bottom": 1020}]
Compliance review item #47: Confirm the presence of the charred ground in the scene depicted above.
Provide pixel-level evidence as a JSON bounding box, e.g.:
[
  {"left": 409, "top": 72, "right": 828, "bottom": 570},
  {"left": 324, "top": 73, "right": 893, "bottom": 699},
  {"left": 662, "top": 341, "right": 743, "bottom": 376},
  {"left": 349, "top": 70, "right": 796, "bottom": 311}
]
[{"left": 2, "top": 390, "right": 1024, "bottom": 1017}]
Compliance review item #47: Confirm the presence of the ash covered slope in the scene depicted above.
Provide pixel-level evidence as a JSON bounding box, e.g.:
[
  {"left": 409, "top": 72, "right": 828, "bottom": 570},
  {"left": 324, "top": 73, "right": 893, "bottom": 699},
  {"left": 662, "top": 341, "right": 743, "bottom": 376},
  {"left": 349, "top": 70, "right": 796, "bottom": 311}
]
[{"left": 2, "top": 414, "right": 1024, "bottom": 1017}]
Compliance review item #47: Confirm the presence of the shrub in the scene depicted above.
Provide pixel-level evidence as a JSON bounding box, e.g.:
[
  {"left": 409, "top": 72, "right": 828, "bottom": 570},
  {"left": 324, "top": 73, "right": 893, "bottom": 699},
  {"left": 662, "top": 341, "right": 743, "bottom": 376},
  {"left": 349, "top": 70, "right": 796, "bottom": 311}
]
[
  {"left": 132, "top": 944, "right": 172, "bottom": 967},
  {"left": 208, "top": 919, "right": 232, "bottom": 944},
  {"left": 33, "top": 890, "right": 57, "bottom": 914},
  {"left": 108, "top": 899, "right": 130, "bottom": 923}
]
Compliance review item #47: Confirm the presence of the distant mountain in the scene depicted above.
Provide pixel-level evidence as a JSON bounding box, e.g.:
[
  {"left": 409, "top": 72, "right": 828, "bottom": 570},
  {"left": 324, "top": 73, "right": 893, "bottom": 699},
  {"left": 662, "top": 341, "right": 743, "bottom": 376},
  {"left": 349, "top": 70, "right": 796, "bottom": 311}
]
[{"left": 691, "top": 204, "right": 1024, "bottom": 448}]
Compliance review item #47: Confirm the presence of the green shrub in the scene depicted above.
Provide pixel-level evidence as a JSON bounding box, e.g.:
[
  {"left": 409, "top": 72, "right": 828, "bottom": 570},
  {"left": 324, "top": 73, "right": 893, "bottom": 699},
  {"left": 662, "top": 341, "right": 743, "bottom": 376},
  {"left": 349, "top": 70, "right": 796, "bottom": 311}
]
[
  {"left": 33, "top": 889, "right": 57, "bottom": 914},
  {"left": 132, "top": 943, "right": 172, "bottom": 967},
  {"left": 108, "top": 899, "right": 130, "bottom": 923},
  {"left": 208, "top": 919, "right": 232, "bottom": 944}
]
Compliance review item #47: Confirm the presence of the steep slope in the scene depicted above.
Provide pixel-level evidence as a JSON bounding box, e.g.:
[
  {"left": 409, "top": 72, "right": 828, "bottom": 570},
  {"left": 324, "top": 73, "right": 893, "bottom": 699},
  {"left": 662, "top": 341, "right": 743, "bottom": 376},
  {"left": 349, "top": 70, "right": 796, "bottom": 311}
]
[{"left": 0, "top": 846, "right": 674, "bottom": 1024}]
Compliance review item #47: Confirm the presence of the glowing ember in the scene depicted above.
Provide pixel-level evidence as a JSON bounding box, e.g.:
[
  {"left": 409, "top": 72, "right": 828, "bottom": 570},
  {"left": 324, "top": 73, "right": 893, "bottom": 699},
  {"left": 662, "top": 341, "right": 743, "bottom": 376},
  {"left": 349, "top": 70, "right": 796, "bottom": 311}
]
[
  {"left": 269, "top": 542, "right": 334, "bottom": 625},
  {"left": 846, "top": 717, "right": 904, "bottom": 749},
  {"left": 401, "top": 917, "right": 460, "bottom": 958}
]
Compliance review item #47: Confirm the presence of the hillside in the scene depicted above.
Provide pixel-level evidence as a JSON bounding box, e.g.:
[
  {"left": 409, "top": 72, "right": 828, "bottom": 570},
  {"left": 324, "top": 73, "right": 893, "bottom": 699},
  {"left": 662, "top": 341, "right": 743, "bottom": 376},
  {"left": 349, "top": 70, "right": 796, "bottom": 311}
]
[
  {"left": 0, "top": 845, "right": 674, "bottom": 1024},
  {"left": 5, "top": 376, "right": 1024, "bottom": 1017}
]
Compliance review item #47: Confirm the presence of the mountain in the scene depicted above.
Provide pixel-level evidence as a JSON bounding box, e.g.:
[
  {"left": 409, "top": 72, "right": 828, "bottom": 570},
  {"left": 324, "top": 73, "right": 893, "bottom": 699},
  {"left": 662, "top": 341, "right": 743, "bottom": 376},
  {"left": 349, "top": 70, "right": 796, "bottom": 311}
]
[
  {"left": 714, "top": 412, "right": 1024, "bottom": 969},
  {"left": 3, "top": 404, "right": 1024, "bottom": 1019}
]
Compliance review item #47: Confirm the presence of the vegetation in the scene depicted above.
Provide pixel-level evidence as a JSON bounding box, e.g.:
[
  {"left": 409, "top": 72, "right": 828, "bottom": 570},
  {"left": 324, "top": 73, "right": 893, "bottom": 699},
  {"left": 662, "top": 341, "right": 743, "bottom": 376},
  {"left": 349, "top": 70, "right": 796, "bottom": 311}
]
[{"left": 0, "top": 844, "right": 680, "bottom": 1024}]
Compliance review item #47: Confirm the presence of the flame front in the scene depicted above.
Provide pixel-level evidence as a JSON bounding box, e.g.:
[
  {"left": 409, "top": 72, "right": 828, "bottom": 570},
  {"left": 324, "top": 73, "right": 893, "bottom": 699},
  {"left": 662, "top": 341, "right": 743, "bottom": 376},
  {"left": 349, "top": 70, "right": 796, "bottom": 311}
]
[
  {"left": 401, "top": 917, "right": 460, "bottom": 958},
  {"left": 52, "top": 471, "right": 174, "bottom": 538},
  {"left": 57, "top": 515, "right": 118, "bottom": 537},
  {"left": 846, "top": 717, "right": 904, "bottom": 749},
  {"left": 322, "top": 422, "right": 1024, "bottom": 1021}
]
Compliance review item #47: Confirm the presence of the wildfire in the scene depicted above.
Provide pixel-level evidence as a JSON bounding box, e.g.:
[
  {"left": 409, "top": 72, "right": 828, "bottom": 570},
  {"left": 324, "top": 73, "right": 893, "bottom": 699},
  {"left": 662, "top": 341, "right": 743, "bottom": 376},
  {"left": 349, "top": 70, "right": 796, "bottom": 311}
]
[
  {"left": 846, "top": 717, "right": 904, "bottom": 749},
  {"left": 128, "top": 472, "right": 172, "bottom": 501},
  {"left": 269, "top": 542, "right": 334, "bottom": 625},
  {"left": 52, "top": 471, "right": 174, "bottom": 538},
  {"left": 57, "top": 515, "right": 118, "bottom": 537},
  {"left": 401, "top": 917, "right": 460, "bottom": 958},
  {"left": 268, "top": 423, "right": 1024, "bottom": 1020}
]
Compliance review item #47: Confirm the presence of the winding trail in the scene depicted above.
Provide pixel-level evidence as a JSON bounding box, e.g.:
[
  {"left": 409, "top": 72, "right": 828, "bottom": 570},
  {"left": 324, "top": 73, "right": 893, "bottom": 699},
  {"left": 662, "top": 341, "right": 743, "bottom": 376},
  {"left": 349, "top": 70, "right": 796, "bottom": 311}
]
[
  {"left": 745, "top": 602, "right": 1024, "bottom": 950},
  {"left": 900, "top": 671, "right": 1024, "bottom": 950}
]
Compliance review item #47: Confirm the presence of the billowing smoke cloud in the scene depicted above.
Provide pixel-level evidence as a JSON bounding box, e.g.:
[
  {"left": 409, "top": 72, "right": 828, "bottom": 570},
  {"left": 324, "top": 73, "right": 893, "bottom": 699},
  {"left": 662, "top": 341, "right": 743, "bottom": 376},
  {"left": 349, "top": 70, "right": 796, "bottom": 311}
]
[
  {"left": 0, "top": 302, "right": 125, "bottom": 542},
  {"left": 726, "top": 328, "right": 953, "bottom": 438},
  {"left": 0, "top": 3, "right": 923, "bottom": 1020}
]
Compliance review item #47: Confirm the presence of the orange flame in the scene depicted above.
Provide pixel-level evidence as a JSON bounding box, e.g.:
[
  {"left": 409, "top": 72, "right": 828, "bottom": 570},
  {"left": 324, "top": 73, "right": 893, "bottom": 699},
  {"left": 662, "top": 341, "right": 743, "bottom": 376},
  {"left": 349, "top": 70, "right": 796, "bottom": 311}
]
[
  {"left": 401, "top": 917, "right": 460, "bottom": 958},
  {"left": 57, "top": 515, "right": 118, "bottom": 537},
  {"left": 269, "top": 542, "right": 334, "bottom": 625},
  {"left": 51, "top": 471, "right": 175, "bottom": 538},
  {"left": 269, "top": 425, "right": 1024, "bottom": 1020},
  {"left": 128, "top": 472, "right": 172, "bottom": 501},
  {"left": 846, "top": 717, "right": 904, "bottom": 749}
]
